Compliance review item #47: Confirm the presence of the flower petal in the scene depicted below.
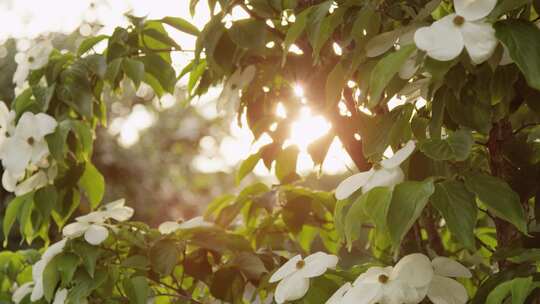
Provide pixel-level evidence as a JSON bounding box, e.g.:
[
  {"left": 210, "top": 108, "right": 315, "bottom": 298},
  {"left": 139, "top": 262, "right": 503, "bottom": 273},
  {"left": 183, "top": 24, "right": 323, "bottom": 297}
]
[
  {"left": 297, "top": 252, "right": 338, "bottom": 278},
  {"left": 460, "top": 20, "right": 497, "bottom": 64},
  {"left": 382, "top": 140, "right": 416, "bottom": 169},
  {"left": 354, "top": 266, "right": 393, "bottom": 285},
  {"left": 274, "top": 274, "right": 310, "bottom": 304},
  {"left": 158, "top": 221, "right": 181, "bottom": 234},
  {"left": 104, "top": 198, "right": 125, "bottom": 209},
  {"left": 414, "top": 15, "right": 464, "bottom": 62},
  {"left": 13, "top": 65, "right": 29, "bottom": 88},
  {"left": 335, "top": 170, "right": 375, "bottom": 200},
  {"left": 325, "top": 282, "right": 352, "bottom": 304},
  {"left": 427, "top": 275, "right": 468, "bottom": 304},
  {"left": 238, "top": 65, "right": 257, "bottom": 87},
  {"left": 454, "top": 0, "right": 497, "bottom": 21},
  {"left": 84, "top": 224, "right": 109, "bottom": 245},
  {"left": 2, "top": 170, "right": 18, "bottom": 192},
  {"left": 362, "top": 168, "right": 404, "bottom": 193},
  {"left": 29, "top": 140, "right": 50, "bottom": 165},
  {"left": 63, "top": 222, "right": 89, "bottom": 239},
  {"left": 75, "top": 210, "right": 108, "bottom": 224},
  {"left": 342, "top": 282, "right": 381, "bottom": 304},
  {"left": 391, "top": 253, "right": 433, "bottom": 288},
  {"left": 0, "top": 137, "right": 32, "bottom": 178},
  {"left": 432, "top": 257, "right": 472, "bottom": 278},
  {"left": 41, "top": 238, "right": 67, "bottom": 262},
  {"left": 105, "top": 206, "right": 134, "bottom": 222},
  {"left": 53, "top": 288, "right": 68, "bottom": 304},
  {"left": 12, "top": 282, "right": 34, "bottom": 304},
  {"left": 34, "top": 113, "right": 57, "bottom": 137},
  {"left": 178, "top": 216, "right": 213, "bottom": 229},
  {"left": 269, "top": 254, "right": 302, "bottom": 283},
  {"left": 15, "top": 170, "right": 48, "bottom": 196},
  {"left": 30, "top": 279, "right": 44, "bottom": 302}
]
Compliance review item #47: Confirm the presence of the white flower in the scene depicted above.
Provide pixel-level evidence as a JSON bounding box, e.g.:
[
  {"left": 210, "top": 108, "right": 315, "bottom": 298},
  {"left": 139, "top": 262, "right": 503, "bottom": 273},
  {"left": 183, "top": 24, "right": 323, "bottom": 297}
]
[
  {"left": 0, "top": 111, "right": 57, "bottom": 180},
  {"left": 217, "top": 65, "right": 256, "bottom": 114},
  {"left": 325, "top": 282, "right": 352, "bottom": 304},
  {"left": 3, "top": 162, "right": 57, "bottom": 196},
  {"left": 414, "top": 0, "right": 497, "bottom": 64},
  {"left": 158, "top": 216, "right": 213, "bottom": 234},
  {"left": 426, "top": 257, "right": 472, "bottom": 304},
  {"left": 62, "top": 199, "right": 133, "bottom": 245},
  {"left": 335, "top": 140, "right": 416, "bottom": 200},
  {"left": 269, "top": 252, "right": 338, "bottom": 304},
  {"left": 13, "top": 39, "right": 53, "bottom": 87},
  {"left": 12, "top": 282, "right": 34, "bottom": 304},
  {"left": 31, "top": 239, "right": 67, "bottom": 301},
  {"left": 53, "top": 288, "right": 68, "bottom": 304},
  {"left": 0, "top": 101, "right": 15, "bottom": 146},
  {"left": 342, "top": 253, "right": 433, "bottom": 304}
]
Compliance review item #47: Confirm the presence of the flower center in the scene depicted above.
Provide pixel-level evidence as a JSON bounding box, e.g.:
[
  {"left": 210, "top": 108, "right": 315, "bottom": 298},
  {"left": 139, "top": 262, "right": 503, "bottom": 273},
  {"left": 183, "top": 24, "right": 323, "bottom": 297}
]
[
  {"left": 27, "top": 137, "right": 35, "bottom": 145},
  {"left": 453, "top": 15, "right": 465, "bottom": 26},
  {"left": 296, "top": 260, "right": 305, "bottom": 269},
  {"left": 378, "top": 274, "right": 389, "bottom": 284},
  {"left": 28, "top": 56, "right": 35, "bottom": 63}
]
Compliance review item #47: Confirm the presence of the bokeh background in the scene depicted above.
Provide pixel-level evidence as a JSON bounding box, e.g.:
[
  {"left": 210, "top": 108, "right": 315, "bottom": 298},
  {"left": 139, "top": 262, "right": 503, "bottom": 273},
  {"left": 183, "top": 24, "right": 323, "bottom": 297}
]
[{"left": 0, "top": 0, "right": 356, "bottom": 235}]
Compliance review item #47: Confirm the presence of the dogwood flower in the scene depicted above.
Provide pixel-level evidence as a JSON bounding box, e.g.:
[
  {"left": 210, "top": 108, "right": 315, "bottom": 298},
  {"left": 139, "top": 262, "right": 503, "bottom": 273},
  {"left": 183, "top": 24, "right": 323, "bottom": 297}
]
[
  {"left": 62, "top": 199, "right": 134, "bottom": 245},
  {"left": 158, "top": 216, "right": 213, "bottom": 234},
  {"left": 53, "top": 288, "right": 68, "bottom": 304},
  {"left": 342, "top": 253, "right": 433, "bottom": 304},
  {"left": 0, "top": 101, "right": 15, "bottom": 146},
  {"left": 325, "top": 282, "right": 352, "bottom": 304},
  {"left": 414, "top": 0, "right": 497, "bottom": 64},
  {"left": 217, "top": 65, "right": 256, "bottom": 114},
  {"left": 0, "top": 111, "right": 57, "bottom": 180},
  {"left": 13, "top": 39, "right": 53, "bottom": 87},
  {"left": 3, "top": 162, "right": 57, "bottom": 196},
  {"left": 12, "top": 282, "right": 34, "bottom": 304},
  {"left": 269, "top": 252, "right": 338, "bottom": 303},
  {"left": 426, "top": 257, "right": 472, "bottom": 304},
  {"left": 31, "top": 239, "right": 67, "bottom": 301},
  {"left": 335, "top": 140, "right": 415, "bottom": 200}
]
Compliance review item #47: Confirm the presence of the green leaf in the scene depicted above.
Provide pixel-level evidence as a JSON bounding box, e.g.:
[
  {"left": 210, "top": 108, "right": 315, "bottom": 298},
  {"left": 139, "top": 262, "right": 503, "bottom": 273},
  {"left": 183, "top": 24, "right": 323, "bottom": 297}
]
[
  {"left": 43, "top": 257, "right": 60, "bottom": 301},
  {"left": 362, "top": 187, "right": 393, "bottom": 230},
  {"left": 229, "top": 19, "right": 268, "bottom": 50},
  {"left": 57, "top": 253, "right": 80, "bottom": 285},
  {"left": 78, "top": 162, "right": 105, "bottom": 210},
  {"left": 344, "top": 193, "right": 368, "bottom": 250},
  {"left": 159, "top": 17, "right": 200, "bottom": 36},
  {"left": 488, "top": 0, "right": 531, "bottom": 20},
  {"left": 3, "top": 194, "right": 32, "bottom": 246},
  {"left": 105, "top": 57, "right": 122, "bottom": 86},
  {"left": 77, "top": 35, "right": 108, "bottom": 56},
  {"left": 139, "top": 54, "right": 176, "bottom": 95},
  {"left": 495, "top": 20, "right": 540, "bottom": 90},
  {"left": 325, "top": 60, "right": 349, "bottom": 107},
  {"left": 419, "top": 129, "right": 473, "bottom": 161},
  {"left": 487, "top": 280, "right": 512, "bottom": 304},
  {"left": 210, "top": 267, "right": 244, "bottom": 302},
  {"left": 510, "top": 276, "right": 533, "bottom": 304},
  {"left": 334, "top": 199, "right": 353, "bottom": 242},
  {"left": 142, "top": 27, "right": 182, "bottom": 50},
  {"left": 275, "top": 146, "right": 300, "bottom": 183},
  {"left": 431, "top": 181, "right": 477, "bottom": 250},
  {"left": 122, "top": 58, "right": 145, "bottom": 88},
  {"left": 464, "top": 173, "right": 527, "bottom": 234},
  {"left": 149, "top": 240, "right": 179, "bottom": 276},
  {"left": 387, "top": 179, "right": 435, "bottom": 246},
  {"left": 282, "top": 7, "right": 313, "bottom": 63},
  {"left": 123, "top": 276, "right": 149, "bottom": 304},
  {"left": 368, "top": 44, "right": 416, "bottom": 107},
  {"left": 236, "top": 152, "right": 261, "bottom": 185}
]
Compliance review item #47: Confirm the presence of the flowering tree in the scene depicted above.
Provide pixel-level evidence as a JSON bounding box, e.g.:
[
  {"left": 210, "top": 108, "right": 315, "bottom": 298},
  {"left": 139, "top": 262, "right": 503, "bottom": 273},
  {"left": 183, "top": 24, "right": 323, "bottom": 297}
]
[{"left": 2, "top": 0, "right": 540, "bottom": 303}]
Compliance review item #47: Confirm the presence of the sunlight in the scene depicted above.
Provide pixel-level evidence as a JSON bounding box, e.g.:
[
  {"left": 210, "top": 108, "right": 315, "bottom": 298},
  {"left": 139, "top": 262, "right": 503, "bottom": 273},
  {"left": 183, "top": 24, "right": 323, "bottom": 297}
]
[{"left": 289, "top": 107, "right": 331, "bottom": 150}]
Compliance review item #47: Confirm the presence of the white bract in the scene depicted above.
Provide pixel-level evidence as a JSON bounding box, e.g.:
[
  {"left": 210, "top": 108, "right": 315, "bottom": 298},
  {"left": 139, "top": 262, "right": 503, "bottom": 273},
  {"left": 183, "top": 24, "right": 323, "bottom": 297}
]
[
  {"left": 31, "top": 238, "right": 67, "bottom": 301},
  {"left": 342, "top": 253, "right": 433, "bottom": 304},
  {"left": 325, "top": 282, "right": 352, "bottom": 304},
  {"left": 53, "top": 288, "right": 68, "bottom": 304},
  {"left": 62, "top": 199, "right": 134, "bottom": 245},
  {"left": 158, "top": 216, "right": 213, "bottom": 234},
  {"left": 3, "top": 162, "right": 57, "bottom": 196},
  {"left": 335, "top": 140, "right": 415, "bottom": 200},
  {"left": 13, "top": 39, "right": 53, "bottom": 88},
  {"left": 0, "top": 111, "right": 57, "bottom": 180},
  {"left": 269, "top": 252, "right": 338, "bottom": 303},
  {"left": 0, "top": 101, "right": 15, "bottom": 146},
  {"left": 414, "top": 0, "right": 497, "bottom": 64},
  {"left": 426, "top": 257, "right": 472, "bottom": 304},
  {"left": 12, "top": 282, "right": 34, "bottom": 304},
  {"left": 217, "top": 65, "right": 256, "bottom": 114}
]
